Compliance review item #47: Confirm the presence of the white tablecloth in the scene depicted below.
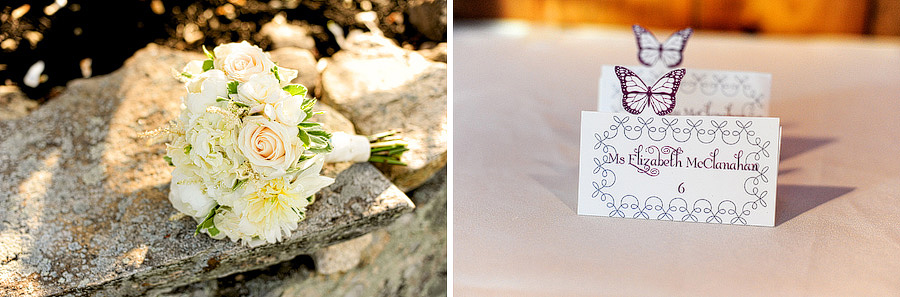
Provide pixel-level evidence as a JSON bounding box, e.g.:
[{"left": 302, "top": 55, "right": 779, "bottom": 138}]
[{"left": 454, "top": 21, "right": 900, "bottom": 296}]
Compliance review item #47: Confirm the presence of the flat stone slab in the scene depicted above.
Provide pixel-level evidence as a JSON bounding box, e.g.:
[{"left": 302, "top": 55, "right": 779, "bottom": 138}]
[
  {"left": 159, "top": 167, "right": 447, "bottom": 297},
  {"left": 0, "top": 44, "right": 414, "bottom": 297},
  {"left": 321, "top": 32, "right": 448, "bottom": 192}
]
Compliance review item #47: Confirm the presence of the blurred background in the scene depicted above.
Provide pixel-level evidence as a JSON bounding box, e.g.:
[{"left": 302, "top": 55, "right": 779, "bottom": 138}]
[
  {"left": 455, "top": 0, "right": 900, "bottom": 36},
  {"left": 0, "top": 0, "right": 446, "bottom": 101}
]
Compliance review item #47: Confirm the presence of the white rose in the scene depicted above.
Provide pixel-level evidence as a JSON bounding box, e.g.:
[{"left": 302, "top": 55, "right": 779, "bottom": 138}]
[
  {"left": 263, "top": 92, "right": 305, "bottom": 126},
  {"left": 237, "top": 116, "right": 303, "bottom": 177},
  {"left": 236, "top": 73, "right": 282, "bottom": 107},
  {"left": 181, "top": 60, "right": 205, "bottom": 77},
  {"left": 278, "top": 67, "right": 299, "bottom": 87},
  {"left": 169, "top": 169, "right": 217, "bottom": 221},
  {"left": 213, "top": 41, "right": 276, "bottom": 82},
  {"left": 184, "top": 69, "right": 228, "bottom": 114}
]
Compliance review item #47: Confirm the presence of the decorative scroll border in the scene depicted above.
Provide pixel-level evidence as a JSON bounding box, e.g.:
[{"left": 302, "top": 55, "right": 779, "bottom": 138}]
[{"left": 589, "top": 115, "right": 772, "bottom": 225}]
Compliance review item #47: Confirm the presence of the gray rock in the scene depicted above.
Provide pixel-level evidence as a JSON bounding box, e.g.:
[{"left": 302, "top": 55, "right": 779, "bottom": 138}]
[
  {"left": 321, "top": 32, "right": 447, "bottom": 192},
  {"left": 0, "top": 44, "right": 414, "bottom": 297},
  {"left": 312, "top": 233, "right": 372, "bottom": 275},
  {"left": 268, "top": 47, "right": 319, "bottom": 95},
  {"left": 260, "top": 14, "right": 317, "bottom": 52},
  {"left": 408, "top": 0, "right": 447, "bottom": 41},
  {"left": 161, "top": 167, "right": 447, "bottom": 297},
  {"left": 0, "top": 85, "right": 38, "bottom": 121},
  {"left": 417, "top": 42, "right": 447, "bottom": 63},
  {"left": 314, "top": 103, "right": 355, "bottom": 136}
]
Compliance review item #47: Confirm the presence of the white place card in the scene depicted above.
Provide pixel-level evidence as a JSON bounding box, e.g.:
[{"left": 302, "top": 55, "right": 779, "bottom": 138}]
[
  {"left": 577, "top": 111, "right": 781, "bottom": 226},
  {"left": 598, "top": 65, "right": 772, "bottom": 116}
]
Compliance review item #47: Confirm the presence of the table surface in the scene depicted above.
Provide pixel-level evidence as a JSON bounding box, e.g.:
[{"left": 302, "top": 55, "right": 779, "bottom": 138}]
[{"left": 453, "top": 21, "right": 900, "bottom": 296}]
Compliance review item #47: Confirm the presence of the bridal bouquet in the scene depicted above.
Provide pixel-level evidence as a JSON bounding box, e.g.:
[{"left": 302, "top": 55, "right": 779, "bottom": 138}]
[{"left": 162, "top": 42, "right": 340, "bottom": 246}]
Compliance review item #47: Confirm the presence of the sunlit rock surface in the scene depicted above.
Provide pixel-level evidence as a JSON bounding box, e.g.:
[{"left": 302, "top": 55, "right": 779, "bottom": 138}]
[{"left": 0, "top": 44, "right": 413, "bottom": 296}]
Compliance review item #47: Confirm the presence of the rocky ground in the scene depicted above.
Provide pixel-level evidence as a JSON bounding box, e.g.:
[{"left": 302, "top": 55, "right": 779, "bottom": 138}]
[
  {"left": 0, "top": 1, "right": 446, "bottom": 296},
  {"left": 0, "top": 0, "right": 446, "bottom": 99},
  {"left": 160, "top": 167, "right": 446, "bottom": 297}
]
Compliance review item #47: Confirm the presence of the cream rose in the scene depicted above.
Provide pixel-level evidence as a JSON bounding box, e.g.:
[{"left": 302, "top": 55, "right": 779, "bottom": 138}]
[
  {"left": 236, "top": 73, "right": 282, "bottom": 105},
  {"left": 263, "top": 92, "right": 305, "bottom": 126},
  {"left": 237, "top": 116, "right": 303, "bottom": 177},
  {"left": 213, "top": 41, "right": 276, "bottom": 82},
  {"left": 184, "top": 69, "right": 228, "bottom": 115}
]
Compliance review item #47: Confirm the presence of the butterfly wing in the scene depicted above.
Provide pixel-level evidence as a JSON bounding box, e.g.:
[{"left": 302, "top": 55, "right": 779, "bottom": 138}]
[
  {"left": 647, "top": 69, "right": 685, "bottom": 116},
  {"left": 660, "top": 28, "right": 692, "bottom": 67},
  {"left": 615, "top": 66, "right": 651, "bottom": 114},
  {"left": 633, "top": 24, "right": 661, "bottom": 67}
]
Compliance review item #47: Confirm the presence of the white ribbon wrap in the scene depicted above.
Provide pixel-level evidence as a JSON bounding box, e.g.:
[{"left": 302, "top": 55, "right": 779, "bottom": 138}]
[{"left": 324, "top": 132, "right": 370, "bottom": 163}]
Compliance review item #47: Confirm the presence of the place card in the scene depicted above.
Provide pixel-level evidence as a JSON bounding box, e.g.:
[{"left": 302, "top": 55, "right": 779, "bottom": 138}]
[
  {"left": 598, "top": 65, "right": 772, "bottom": 116},
  {"left": 577, "top": 111, "right": 781, "bottom": 226}
]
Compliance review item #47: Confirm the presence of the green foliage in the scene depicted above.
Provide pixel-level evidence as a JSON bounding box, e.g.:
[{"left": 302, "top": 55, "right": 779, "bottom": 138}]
[
  {"left": 231, "top": 178, "right": 247, "bottom": 191},
  {"left": 202, "top": 45, "right": 215, "bottom": 60},
  {"left": 195, "top": 205, "right": 220, "bottom": 236},
  {"left": 271, "top": 66, "right": 282, "bottom": 82},
  {"left": 297, "top": 128, "right": 311, "bottom": 147},
  {"left": 300, "top": 97, "right": 317, "bottom": 121},
  {"left": 202, "top": 59, "right": 214, "bottom": 72},
  {"left": 282, "top": 84, "right": 308, "bottom": 97},
  {"left": 227, "top": 81, "right": 239, "bottom": 94}
]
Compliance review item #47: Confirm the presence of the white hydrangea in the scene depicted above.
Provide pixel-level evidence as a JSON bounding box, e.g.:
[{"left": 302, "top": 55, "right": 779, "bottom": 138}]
[
  {"left": 168, "top": 168, "right": 216, "bottom": 222},
  {"left": 168, "top": 111, "right": 245, "bottom": 200},
  {"left": 184, "top": 69, "right": 229, "bottom": 115}
]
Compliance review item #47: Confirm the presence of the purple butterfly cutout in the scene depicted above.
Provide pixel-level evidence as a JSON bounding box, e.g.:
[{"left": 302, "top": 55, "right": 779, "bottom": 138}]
[
  {"left": 615, "top": 66, "right": 685, "bottom": 116},
  {"left": 633, "top": 24, "right": 693, "bottom": 67}
]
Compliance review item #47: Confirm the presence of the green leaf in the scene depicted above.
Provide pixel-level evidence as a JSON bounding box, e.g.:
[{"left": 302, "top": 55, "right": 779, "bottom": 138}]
[
  {"left": 179, "top": 72, "right": 193, "bottom": 79},
  {"left": 297, "top": 122, "right": 322, "bottom": 128},
  {"left": 297, "top": 129, "right": 311, "bottom": 147},
  {"left": 216, "top": 97, "right": 228, "bottom": 102},
  {"left": 207, "top": 225, "right": 220, "bottom": 236},
  {"left": 271, "top": 66, "right": 281, "bottom": 82},
  {"left": 184, "top": 144, "right": 192, "bottom": 154},
  {"left": 301, "top": 97, "right": 316, "bottom": 112},
  {"left": 194, "top": 205, "right": 220, "bottom": 236},
  {"left": 202, "top": 45, "right": 215, "bottom": 60},
  {"left": 309, "top": 147, "right": 332, "bottom": 154},
  {"left": 227, "top": 81, "right": 239, "bottom": 94},
  {"left": 282, "top": 84, "right": 308, "bottom": 97},
  {"left": 163, "top": 155, "right": 174, "bottom": 166},
  {"left": 307, "top": 130, "right": 330, "bottom": 138},
  {"left": 309, "top": 135, "right": 329, "bottom": 149},
  {"left": 202, "top": 59, "right": 214, "bottom": 72},
  {"left": 231, "top": 178, "right": 247, "bottom": 191},
  {"left": 307, "top": 135, "right": 333, "bottom": 154}
]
